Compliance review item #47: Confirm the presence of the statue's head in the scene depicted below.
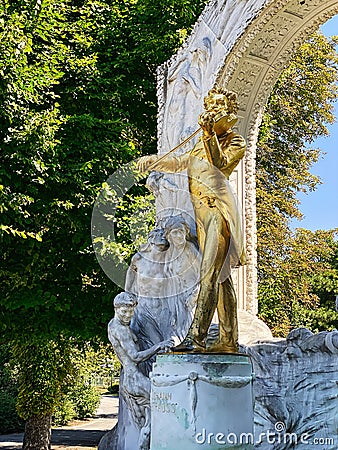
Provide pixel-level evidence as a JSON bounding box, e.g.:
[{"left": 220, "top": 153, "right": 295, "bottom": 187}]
[
  {"left": 164, "top": 216, "right": 190, "bottom": 247},
  {"left": 204, "top": 88, "right": 238, "bottom": 113},
  {"left": 113, "top": 292, "right": 138, "bottom": 325},
  {"left": 114, "top": 292, "right": 138, "bottom": 308},
  {"left": 204, "top": 88, "right": 239, "bottom": 135}
]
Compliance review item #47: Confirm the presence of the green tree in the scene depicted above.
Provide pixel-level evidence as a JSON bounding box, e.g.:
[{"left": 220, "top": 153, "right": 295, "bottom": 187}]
[
  {"left": 258, "top": 228, "right": 338, "bottom": 335},
  {"left": 53, "top": 341, "right": 116, "bottom": 426},
  {"left": 257, "top": 32, "right": 338, "bottom": 336},
  {"left": 0, "top": 0, "right": 207, "bottom": 447},
  {"left": 305, "top": 236, "right": 338, "bottom": 331},
  {"left": 0, "top": 345, "right": 25, "bottom": 434},
  {"left": 13, "top": 340, "right": 75, "bottom": 448}
]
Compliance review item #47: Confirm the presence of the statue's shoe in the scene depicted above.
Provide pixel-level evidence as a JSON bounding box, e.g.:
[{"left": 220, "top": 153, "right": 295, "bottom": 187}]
[
  {"left": 206, "top": 341, "right": 238, "bottom": 354},
  {"left": 172, "top": 337, "right": 206, "bottom": 353}
]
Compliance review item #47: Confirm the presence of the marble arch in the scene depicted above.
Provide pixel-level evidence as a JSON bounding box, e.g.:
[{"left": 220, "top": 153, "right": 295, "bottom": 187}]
[{"left": 156, "top": 0, "right": 338, "bottom": 321}]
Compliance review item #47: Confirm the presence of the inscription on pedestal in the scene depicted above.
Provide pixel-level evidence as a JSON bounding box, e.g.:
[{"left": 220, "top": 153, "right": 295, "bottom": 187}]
[
  {"left": 151, "top": 392, "right": 178, "bottom": 415},
  {"left": 150, "top": 354, "right": 254, "bottom": 450}
]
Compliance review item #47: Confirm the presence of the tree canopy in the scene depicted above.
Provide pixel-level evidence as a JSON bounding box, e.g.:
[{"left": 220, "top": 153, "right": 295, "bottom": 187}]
[
  {"left": 256, "top": 32, "right": 338, "bottom": 335},
  {"left": 0, "top": 0, "right": 207, "bottom": 445},
  {"left": 0, "top": 0, "right": 207, "bottom": 343}
]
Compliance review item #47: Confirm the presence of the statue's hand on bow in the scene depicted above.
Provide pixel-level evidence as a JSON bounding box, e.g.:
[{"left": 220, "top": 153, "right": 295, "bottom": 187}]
[{"left": 137, "top": 155, "right": 159, "bottom": 173}]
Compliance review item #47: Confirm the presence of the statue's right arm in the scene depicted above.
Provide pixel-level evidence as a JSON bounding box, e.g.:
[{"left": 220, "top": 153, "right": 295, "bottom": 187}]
[
  {"left": 133, "top": 340, "right": 173, "bottom": 363},
  {"left": 113, "top": 334, "right": 172, "bottom": 363},
  {"left": 112, "top": 333, "right": 155, "bottom": 363},
  {"left": 137, "top": 153, "right": 189, "bottom": 174}
]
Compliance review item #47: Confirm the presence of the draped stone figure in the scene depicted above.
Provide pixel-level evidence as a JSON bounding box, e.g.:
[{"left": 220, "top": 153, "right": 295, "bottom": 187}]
[
  {"left": 164, "top": 37, "right": 213, "bottom": 152},
  {"left": 146, "top": 172, "right": 180, "bottom": 225},
  {"left": 125, "top": 220, "right": 201, "bottom": 352},
  {"left": 125, "top": 228, "right": 172, "bottom": 354},
  {"left": 163, "top": 215, "right": 201, "bottom": 340}
]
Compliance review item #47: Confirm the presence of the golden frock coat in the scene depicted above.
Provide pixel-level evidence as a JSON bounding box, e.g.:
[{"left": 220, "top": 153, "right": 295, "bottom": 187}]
[{"left": 150, "top": 130, "right": 246, "bottom": 281}]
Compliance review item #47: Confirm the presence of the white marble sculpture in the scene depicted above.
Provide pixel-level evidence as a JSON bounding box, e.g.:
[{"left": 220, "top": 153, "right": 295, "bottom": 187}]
[
  {"left": 125, "top": 228, "right": 172, "bottom": 362},
  {"left": 163, "top": 215, "right": 201, "bottom": 340},
  {"left": 164, "top": 36, "right": 213, "bottom": 153},
  {"left": 146, "top": 172, "right": 180, "bottom": 225},
  {"left": 245, "top": 328, "right": 338, "bottom": 449},
  {"left": 109, "top": 216, "right": 201, "bottom": 450},
  {"left": 108, "top": 292, "right": 172, "bottom": 450},
  {"left": 125, "top": 220, "right": 201, "bottom": 356},
  {"left": 125, "top": 228, "right": 169, "bottom": 300}
]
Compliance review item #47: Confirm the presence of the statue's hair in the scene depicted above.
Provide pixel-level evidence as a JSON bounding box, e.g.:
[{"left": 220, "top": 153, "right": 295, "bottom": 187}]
[
  {"left": 140, "top": 228, "right": 169, "bottom": 252},
  {"left": 205, "top": 87, "right": 238, "bottom": 114},
  {"left": 113, "top": 292, "right": 138, "bottom": 308},
  {"left": 164, "top": 216, "right": 190, "bottom": 237}
]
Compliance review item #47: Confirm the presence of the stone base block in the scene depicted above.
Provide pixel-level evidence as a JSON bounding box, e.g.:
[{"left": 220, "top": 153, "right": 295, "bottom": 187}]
[{"left": 150, "top": 353, "right": 254, "bottom": 450}]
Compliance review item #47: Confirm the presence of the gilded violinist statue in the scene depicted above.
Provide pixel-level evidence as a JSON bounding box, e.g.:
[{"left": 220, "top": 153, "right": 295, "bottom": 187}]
[{"left": 138, "top": 88, "right": 246, "bottom": 353}]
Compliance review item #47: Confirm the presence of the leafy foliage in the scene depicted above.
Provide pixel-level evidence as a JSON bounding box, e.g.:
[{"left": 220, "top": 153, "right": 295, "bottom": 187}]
[
  {"left": 257, "top": 32, "right": 338, "bottom": 336},
  {"left": 0, "top": 1, "right": 206, "bottom": 432},
  {"left": 0, "top": 341, "right": 117, "bottom": 430},
  {"left": 0, "top": 0, "right": 207, "bottom": 344},
  {"left": 68, "top": 382, "right": 101, "bottom": 420},
  {"left": 311, "top": 237, "right": 338, "bottom": 302},
  {"left": 52, "top": 382, "right": 100, "bottom": 425},
  {"left": 52, "top": 397, "right": 76, "bottom": 427},
  {"left": 0, "top": 345, "right": 17, "bottom": 395},
  {"left": 0, "top": 391, "right": 25, "bottom": 434},
  {"left": 13, "top": 339, "right": 76, "bottom": 420},
  {"left": 51, "top": 341, "right": 118, "bottom": 425},
  {"left": 0, "top": 345, "right": 25, "bottom": 434},
  {"left": 258, "top": 228, "right": 338, "bottom": 335}
]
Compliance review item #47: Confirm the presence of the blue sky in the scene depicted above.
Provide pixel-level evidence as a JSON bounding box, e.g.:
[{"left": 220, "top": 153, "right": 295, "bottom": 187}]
[{"left": 292, "top": 15, "right": 338, "bottom": 231}]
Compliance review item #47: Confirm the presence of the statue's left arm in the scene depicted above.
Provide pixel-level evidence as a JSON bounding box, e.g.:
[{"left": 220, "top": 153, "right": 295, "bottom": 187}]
[
  {"left": 198, "top": 110, "right": 245, "bottom": 170},
  {"left": 203, "top": 131, "right": 246, "bottom": 171}
]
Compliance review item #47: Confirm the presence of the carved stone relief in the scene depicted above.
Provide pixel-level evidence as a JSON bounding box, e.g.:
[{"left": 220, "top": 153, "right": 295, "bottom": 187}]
[
  {"left": 249, "top": 15, "right": 297, "bottom": 60},
  {"left": 246, "top": 329, "right": 338, "bottom": 449}
]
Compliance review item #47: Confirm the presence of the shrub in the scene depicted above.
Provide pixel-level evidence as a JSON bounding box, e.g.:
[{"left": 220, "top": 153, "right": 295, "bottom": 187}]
[
  {"left": 52, "top": 397, "right": 76, "bottom": 426},
  {"left": 69, "top": 383, "right": 100, "bottom": 420},
  {"left": 0, "top": 391, "right": 25, "bottom": 434}
]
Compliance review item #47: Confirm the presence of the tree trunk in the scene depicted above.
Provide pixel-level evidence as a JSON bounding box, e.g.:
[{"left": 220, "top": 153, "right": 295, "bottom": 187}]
[{"left": 23, "top": 415, "right": 52, "bottom": 450}]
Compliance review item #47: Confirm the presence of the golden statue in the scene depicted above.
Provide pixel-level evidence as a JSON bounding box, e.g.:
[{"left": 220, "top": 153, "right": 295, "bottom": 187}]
[{"left": 138, "top": 88, "right": 246, "bottom": 353}]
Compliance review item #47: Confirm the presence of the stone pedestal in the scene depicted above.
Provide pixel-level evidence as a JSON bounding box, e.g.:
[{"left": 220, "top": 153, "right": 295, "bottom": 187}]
[{"left": 150, "top": 353, "right": 254, "bottom": 450}]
